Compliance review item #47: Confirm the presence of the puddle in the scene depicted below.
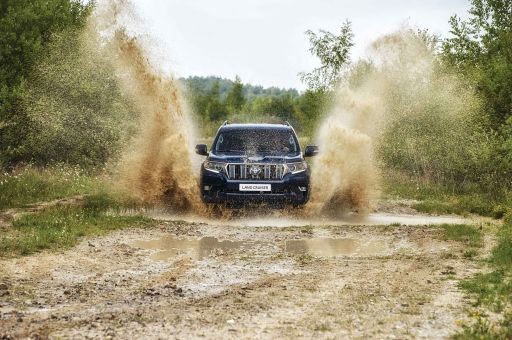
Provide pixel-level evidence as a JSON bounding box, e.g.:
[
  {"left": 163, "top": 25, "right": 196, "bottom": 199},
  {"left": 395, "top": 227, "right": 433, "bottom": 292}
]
[
  {"left": 132, "top": 236, "right": 261, "bottom": 261},
  {"left": 144, "top": 209, "right": 468, "bottom": 227},
  {"left": 285, "top": 238, "right": 388, "bottom": 257},
  {"left": 133, "top": 236, "right": 389, "bottom": 260}
]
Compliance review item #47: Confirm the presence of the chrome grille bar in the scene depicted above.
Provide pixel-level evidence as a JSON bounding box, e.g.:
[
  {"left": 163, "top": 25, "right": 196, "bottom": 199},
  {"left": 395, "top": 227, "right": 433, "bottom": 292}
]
[
  {"left": 226, "top": 163, "right": 285, "bottom": 180},
  {"left": 264, "top": 165, "right": 270, "bottom": 179}
]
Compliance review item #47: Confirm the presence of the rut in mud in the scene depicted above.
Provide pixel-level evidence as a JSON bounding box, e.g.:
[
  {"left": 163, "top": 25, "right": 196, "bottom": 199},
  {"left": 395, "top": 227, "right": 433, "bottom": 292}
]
[{"left": 0, "top": 218, "right": 491, "bottom": 338}]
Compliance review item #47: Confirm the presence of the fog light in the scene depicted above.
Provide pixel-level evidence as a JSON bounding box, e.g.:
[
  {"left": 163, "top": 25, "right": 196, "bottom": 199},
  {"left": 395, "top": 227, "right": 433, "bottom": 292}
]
[
  {"left": 298, "top": 186, "right": 307, "bottom": 192},
  {"left": 204, "top": 186, "right": 211, "bottom": 191}
]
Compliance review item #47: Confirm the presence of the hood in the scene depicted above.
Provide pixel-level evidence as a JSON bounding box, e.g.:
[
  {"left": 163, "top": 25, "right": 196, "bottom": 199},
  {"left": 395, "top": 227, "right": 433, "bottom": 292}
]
[{"left": 208, "top": 153, "right": 303, "bottom": 164}]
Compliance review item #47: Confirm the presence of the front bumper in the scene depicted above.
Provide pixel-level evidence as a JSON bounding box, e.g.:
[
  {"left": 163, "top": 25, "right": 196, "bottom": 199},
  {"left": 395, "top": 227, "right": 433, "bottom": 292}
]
[{"left": 200, "top": 169, "right": 310, "bottom": 205}]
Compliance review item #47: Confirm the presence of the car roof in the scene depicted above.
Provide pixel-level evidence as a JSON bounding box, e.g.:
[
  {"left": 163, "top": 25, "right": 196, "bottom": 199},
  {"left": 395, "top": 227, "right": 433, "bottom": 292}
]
[{"left": 219, "top": 123, "right": 293, "bottom": 131}]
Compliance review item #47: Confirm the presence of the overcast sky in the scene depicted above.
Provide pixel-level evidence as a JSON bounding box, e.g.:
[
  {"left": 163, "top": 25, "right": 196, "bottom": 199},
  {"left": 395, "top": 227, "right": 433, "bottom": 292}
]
[{"left": 129, "top": 0, "right": 470, "bottom": 90}]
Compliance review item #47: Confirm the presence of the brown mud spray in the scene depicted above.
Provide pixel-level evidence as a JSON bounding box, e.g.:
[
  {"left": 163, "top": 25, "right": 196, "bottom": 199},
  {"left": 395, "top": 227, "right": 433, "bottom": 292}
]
[
  {"left": 308, "top": 29, "right": 482, "bottom": 217},
  {"left": 91, "top": 0, "right": 203, "bottom": 212}
]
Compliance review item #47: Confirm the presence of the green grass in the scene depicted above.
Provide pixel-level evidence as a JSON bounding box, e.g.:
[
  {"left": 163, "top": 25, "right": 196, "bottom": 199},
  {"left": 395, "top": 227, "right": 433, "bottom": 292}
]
[
  {"left": 0, "top": 165, "right": 103, "bottom": 209},
  {"left": 439, "top": 224, "right": 483, "bottom": 248},
  {"left": 454, "top": 313, "right": 512, "bottom": 340},
  {"left": 0, "top": 165, "right": 157, "bottom": 257},
  {"left": 0, "top": 193, "right": 156, "bottom": 257},
  {"left": 382, "top": 171, "right": 510, "bottom": 218},
  {"left": 455, "top": 213, "right": 512, "bottom": 337}
]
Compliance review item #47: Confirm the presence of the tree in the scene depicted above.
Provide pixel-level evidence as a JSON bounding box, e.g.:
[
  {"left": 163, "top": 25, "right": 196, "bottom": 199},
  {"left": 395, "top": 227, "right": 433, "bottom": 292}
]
[
  {"left": 225, "top": 75, "right": 245, "bottom": 114},
  {"left": 295, "top": 90, "right": 329, "bottom": 135},
  {"left": 0, "top": 0, "right": 89, "bottom": 165},
  {"left": 442, "top": 0, "right": 512, "bottom": 128},
  {"left": 250, "top": 94, "right": 296, "bottom": 122},
  {"left": 205, "top": 81, "right": 228, "bottom": 122},
  {"left": 299, "top": 20, "right": 354, "bottom": 91},
  {"left": 20, "top": 28, "right": 139, "bottom": 167}
]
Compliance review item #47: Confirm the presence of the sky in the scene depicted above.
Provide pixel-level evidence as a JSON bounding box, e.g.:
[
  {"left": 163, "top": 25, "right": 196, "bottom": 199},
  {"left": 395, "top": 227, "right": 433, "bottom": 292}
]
[{"left": 129, "top": 0, "right": 471, "bottom": 90}]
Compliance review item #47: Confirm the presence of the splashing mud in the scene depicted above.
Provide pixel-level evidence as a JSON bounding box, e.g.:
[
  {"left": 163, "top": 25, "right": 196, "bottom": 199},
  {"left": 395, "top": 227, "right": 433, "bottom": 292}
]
[
  {"left": 83, "top": 4, "right": 481, "bottom": 221},
  {"left": 309, "top": 29, "right": 482, "bottom": 217},
  {"left": 91, "top": 0, "right": 203, "bottom": 212},
  {"left": 309, "top": 118, "right": 377, "bottom": 216}
]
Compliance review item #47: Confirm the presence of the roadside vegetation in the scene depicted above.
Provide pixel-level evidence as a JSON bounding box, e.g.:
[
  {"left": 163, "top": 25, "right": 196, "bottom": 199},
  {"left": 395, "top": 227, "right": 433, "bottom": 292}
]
[
  {"left": 0, "top": 165, "right": 102, "bottom": 210},
  {"left": 455, "top": 212, "right": 512, "bottom": 338},
  {"left": 0, "top": 166, "right": 154, "bottom": 257},
  {"left": 439, "top": 224, "right": 483, "bottom": 249},
  {"left": 382, "top": 171, "right": 511, "bottom": 219},
  {"left": 0, "top": 193, "right": 156, "bottom": 257}
]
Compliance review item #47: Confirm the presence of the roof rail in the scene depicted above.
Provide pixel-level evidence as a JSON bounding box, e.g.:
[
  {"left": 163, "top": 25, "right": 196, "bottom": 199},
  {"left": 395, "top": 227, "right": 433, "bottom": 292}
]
[
  {"left": 222, "top": 120, "right": 229, "bottom": 126},
  {"left": 284, "top": 121, "right": 291, "bottom": 126}
]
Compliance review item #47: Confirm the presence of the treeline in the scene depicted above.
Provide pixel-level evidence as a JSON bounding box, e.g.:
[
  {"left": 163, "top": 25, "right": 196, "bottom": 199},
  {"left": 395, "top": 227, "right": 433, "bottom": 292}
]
[
  {"left": 182, "top": 76, "right": 328, "bottom": 137},
  {"left": 182, "top": 76, "right": 300, "bottom": 101}
]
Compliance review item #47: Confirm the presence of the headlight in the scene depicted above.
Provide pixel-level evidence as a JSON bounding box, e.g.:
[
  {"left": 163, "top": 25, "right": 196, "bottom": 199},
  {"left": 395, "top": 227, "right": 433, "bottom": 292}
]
[
  {"left": 286, "top": 161, "right": 307, "bottom": 174},
  {"left": 203, "top": 161, "right": 226, "bottom": 173}
]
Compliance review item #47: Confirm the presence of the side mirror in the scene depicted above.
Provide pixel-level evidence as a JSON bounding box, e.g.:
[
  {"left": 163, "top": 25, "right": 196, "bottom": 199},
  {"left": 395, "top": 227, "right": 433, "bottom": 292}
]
[
  {"left": 304, "top": 144, "right": 319, "bottom": 157},
  {"left": 195, "top": 144, "right": 208, "bottom": 156}
]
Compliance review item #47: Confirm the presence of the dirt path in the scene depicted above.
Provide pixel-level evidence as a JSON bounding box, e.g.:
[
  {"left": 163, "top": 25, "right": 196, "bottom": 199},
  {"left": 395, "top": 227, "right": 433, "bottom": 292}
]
[{"left": 0, "top": 216, "right": 488, "bottom": 339}]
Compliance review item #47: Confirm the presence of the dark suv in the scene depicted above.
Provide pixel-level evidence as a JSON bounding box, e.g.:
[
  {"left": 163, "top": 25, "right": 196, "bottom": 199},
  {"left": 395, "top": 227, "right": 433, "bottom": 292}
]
[{"left": 195, "top": 122, "right": 318, "bottom": 206}]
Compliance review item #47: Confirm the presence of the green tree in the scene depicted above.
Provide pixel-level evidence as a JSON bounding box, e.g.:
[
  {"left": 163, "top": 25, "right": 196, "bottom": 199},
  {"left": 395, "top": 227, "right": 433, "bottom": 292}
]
[
  {"left": 0, "top": 0, "right": 89, "bottom": 165},
  {"left": 442, "top": 0, "right": 512, "bottom": 128},
  {"left": 20, "top": 28, "right": 139, "bottom": 167},
  {"left": 295, "top": 90, "right": 329, "bottom": 135},
  {"left": 299, "top": 20, "right": 354, "bottom": 91},
  {"left": 225, "top": 76, "right": 245, "bottom": 114},
  {"left": 205, "top": 81, "right": 228, "bottom": 122},
  {"left": 250, "top": 94, "right": 296, "bottom": 122}
]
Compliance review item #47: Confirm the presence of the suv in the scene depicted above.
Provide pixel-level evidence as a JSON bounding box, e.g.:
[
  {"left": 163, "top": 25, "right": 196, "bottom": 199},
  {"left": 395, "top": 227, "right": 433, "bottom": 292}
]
[{"left": 195, "top": 122, "right": 318, "bottom": 206}]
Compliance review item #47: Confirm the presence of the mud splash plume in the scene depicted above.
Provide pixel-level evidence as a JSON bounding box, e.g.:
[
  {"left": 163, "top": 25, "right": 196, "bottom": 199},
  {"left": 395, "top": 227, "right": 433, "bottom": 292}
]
[
  {"left": 309, "top": 28, "right": 482, "bottom": 216},
  {"left": 310, "top": 119, "right": 377, "bottom": 216},
  {"left": 91, "top": 0, "right": 202, "bottom": 211}
]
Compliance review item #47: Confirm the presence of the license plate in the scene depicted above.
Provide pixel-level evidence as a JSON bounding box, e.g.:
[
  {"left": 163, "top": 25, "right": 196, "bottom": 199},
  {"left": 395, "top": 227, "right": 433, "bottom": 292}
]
[{"left": 239, "top": 184, "right": 271, "bottom": 192}]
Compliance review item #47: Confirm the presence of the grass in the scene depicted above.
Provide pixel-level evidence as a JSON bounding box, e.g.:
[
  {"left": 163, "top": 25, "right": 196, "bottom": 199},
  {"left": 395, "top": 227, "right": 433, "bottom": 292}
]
[
  {"left": 455, "top": 213, "right": 512, "bottom": 337},
  {"left": 0, "top": 165, "right": 156, "bottom": 257},
  {"left": 0, "top": 165, "right": 103, "bottom": 209},
  {"left": 382, "top": 171, "right": 511, "bottom": 218},
  {"left": 0, "top": 191, "right": 156, "bottom": 257},
  {"left": 438, "top": 224, "right": 483, "bottom": 248}
]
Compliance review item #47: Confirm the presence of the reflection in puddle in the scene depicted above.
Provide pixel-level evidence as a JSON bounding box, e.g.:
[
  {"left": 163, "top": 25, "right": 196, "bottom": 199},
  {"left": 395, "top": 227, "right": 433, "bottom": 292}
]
[
  {"left": 285, "top": 238, "right": 388, "bottom": 257},
  {"left": 133, "top": 236, "right": 389, "bottom": 260},
  {"left": 132, "top": 236, "right": 258, "bottom": 261}
]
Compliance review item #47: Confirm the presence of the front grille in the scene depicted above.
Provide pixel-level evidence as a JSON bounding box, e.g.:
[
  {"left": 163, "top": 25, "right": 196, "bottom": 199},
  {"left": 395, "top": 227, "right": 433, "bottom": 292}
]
[{"left": 227, "top": 163, "right": 285, "bottom": 180}]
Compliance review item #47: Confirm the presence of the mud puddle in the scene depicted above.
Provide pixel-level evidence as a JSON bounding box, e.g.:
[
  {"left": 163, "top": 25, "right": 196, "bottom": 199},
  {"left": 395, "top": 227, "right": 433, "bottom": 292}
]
[
  {"left": 133, "top": 236, "right": 390, "bottom": 260},
  {"left": 285, "top": 238, "right": 388, "bottom": 257},
  {"left": 132, "top": 236, "right": 265, "bottom": 260}
]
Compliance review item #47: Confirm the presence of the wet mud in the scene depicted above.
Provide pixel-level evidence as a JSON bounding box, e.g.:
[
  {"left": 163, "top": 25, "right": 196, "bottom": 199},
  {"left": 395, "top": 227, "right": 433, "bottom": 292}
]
[{"left": 0, "top": 217, "right": 493, "bottom": 339}]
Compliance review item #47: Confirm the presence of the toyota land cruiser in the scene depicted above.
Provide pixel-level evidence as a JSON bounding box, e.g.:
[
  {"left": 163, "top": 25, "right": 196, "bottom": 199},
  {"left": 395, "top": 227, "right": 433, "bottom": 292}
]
[{"left": 195, "top": 122, "right": 318, "bottom": 206}]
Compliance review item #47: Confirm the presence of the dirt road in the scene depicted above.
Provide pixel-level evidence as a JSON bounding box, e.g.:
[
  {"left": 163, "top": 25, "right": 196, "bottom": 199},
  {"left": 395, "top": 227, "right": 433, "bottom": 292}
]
[{"left": 0, "top": 212, "right": 489, "bottom": 339}]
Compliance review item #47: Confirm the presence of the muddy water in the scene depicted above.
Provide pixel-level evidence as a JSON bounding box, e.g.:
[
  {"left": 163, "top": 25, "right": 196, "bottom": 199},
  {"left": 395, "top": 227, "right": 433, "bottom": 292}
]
[
  {"left": 146, "top": 210, "right": 468, "bottom": 227},
  {"left": 285, "top": 238, "right": 388, "bottom": 257},
  {"left": 132, "top": 236, "right": 390, "bottom": 260},
  {"left": 132, "top": 236, "right": 263, "bottom": 260}
]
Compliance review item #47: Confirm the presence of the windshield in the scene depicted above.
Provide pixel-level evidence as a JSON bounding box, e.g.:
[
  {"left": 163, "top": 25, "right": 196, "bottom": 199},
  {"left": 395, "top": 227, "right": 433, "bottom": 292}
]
[{"left": 214, "top": 129, "right": 299, "bottom": 155}]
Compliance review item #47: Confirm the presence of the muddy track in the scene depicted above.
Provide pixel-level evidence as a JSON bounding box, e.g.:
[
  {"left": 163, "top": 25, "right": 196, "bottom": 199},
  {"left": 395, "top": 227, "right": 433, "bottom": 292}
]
[{"left": 0, "top": 219, "right": 488, "bottom": 339}]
